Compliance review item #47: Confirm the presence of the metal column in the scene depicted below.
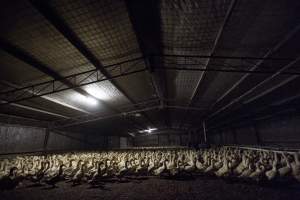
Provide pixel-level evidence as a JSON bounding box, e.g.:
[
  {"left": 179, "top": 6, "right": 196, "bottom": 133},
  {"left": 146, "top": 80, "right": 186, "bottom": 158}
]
[
  {"left": 203, "top": 121, "right": 207, "bottom": 143},
  {"left": 43, "top": 128, "right": 50, "bottom": 151}
]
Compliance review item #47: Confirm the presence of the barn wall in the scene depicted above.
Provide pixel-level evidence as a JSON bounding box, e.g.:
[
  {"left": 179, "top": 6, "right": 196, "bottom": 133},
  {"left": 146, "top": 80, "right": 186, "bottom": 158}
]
[
  {"left": 86, "top": 135, "right": 106, "bottom": 148},
  {"left": 133, "top": 134, "right": 189, "bottom": 147},
  {"left": 0, "top": 123, "right": 45, "bottom": 154},
  {"left": 0, "top": 121, "right": 139, "bottom": 154},
  {"left": 0, "top": 123, "right": 98, "bottom": 154},
  {"left": 257, "top": 115, "right": 300, "bottom": 147},
  {"left": 210, "top": 114, "right": 300, "bottom": 147},
  {"left": 46, "top": 131, "right": 89, "bottom": 151},
  {"left": 235, "top": 127, "right": 258, "bottom": 145}
]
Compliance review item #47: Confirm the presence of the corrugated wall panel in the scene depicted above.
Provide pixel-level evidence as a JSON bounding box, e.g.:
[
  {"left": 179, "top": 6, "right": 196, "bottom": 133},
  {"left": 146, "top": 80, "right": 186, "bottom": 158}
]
[
  {"left": 0, "top": 124, "right": 45, "bottom": 154},
  {"left": 120, "top": 137, "right": 127, "bottom": 149}
]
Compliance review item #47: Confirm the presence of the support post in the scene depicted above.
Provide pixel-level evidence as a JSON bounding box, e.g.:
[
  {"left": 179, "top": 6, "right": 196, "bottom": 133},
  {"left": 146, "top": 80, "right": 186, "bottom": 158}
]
[
  {"left": 179, "top": 135, "right": 182, "bottom": 146},
  {"left": 253, "top": 122, "right": 262, "bottom": 145},
  {"left": 43, "top": 128, "right": 50, "bottom": 151},
  {"left": 220, "top": 131, "right": 224, "bottom": 145},
  {"left": 232, "top": 127, "right": 238, "bottom": 144},
  {"left": 203, "top": 121, "right": 207, "bottom": 144}
]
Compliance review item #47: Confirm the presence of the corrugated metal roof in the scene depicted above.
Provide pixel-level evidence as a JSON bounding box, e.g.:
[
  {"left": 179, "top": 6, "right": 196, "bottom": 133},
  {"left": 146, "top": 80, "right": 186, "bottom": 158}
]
[
  {"left": 161, "top": 0, "right": 231, "bottom": 104},
  {"left": 0, "top": 0, "right": 299, "bottom": 133}
]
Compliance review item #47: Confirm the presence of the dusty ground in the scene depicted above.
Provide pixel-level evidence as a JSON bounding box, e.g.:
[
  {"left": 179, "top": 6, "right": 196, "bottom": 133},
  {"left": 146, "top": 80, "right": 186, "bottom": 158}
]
[{"left": 1, "top": 176, "right": 300, "bottom": 200}]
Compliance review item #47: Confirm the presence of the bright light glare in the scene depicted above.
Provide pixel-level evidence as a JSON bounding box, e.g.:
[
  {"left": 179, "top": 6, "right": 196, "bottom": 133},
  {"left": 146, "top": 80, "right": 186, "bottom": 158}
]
[
  {"left": 85, "top": 96, "right": 98, "bottom": 106},
  {"left": 75, "top": 93, "right": 98, "bottom": 106},
  {"left": 138, "top": 128, "right": 158, "bottom": 134},
  {"left": 86, "top": 87, "right": 110, "bottom": 100},
  {"left": 128, "top": 132, "right": 136, "bottom": 137}
]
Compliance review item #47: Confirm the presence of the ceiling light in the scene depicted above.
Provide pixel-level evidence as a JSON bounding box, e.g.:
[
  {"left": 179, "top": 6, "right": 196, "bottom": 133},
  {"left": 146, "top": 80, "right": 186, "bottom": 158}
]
[
  {"left": 138, "top": 128, "right": 158, "bottom": 134},
  {"left": 85, "top": 86, "right": 110, "bottom": 100},
  {"left": 128, "top": 132, "right": 136, "bottom": 137},
  {"left": 134, "top": 113, "right": 142, "bottom": 117},
  {"left": 85, "top": 96, "right": 98, "bottom": 106},
  {"left": 75, "top": 93, "right": 98, "bottom": 106}
]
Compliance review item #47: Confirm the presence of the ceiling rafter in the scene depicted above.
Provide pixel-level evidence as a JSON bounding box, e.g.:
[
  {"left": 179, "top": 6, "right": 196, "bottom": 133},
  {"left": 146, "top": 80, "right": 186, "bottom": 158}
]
[
  {"left": 210, "top": 24, "right": 300, "bottom": 110},
  {"left": 125, "top": 0, "right": 170, "bottom": 128},
  {"left": 0, "top": 39, "right": 93, "bottom": 114},
  {"left": 29, "top": 0, "right": 155, "bottom": 130},
  {"left": 0, "top": 80, "right": 70, "bottom": 118},
  {"left": 3, "top": 56, "right": 300, "bottom": 106},
  {"left": 207, "top": 25, "right": 300, "bottom": 120},
  {"left": 178, "top": 0, "right": 237, "bottom": 129}
]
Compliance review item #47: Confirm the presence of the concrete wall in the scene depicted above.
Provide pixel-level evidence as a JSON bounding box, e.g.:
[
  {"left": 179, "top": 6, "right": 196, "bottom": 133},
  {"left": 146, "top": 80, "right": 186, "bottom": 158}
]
[{"left": 208, "top": 114, "right": 300, "bottom": 148}]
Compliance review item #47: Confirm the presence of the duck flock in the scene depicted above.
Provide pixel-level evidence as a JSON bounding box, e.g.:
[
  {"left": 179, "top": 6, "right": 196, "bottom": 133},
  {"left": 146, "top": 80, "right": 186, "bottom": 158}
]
[{"left": 0, "top": 146, "right": 300, "bottom": 190}]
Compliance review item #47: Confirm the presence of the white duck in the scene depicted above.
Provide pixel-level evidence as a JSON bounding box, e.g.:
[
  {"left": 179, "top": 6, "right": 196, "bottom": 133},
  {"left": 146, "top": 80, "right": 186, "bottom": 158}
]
[
  {"left": 153, "top": 159, "right": 167, "bottom": 176},
  {"left": 291, "top": 152, "right": 300, "bottom": 182},
  {"left": 265, "top": 152, "right": 278, "bottom": 180},
  {"left": 278, "top": 152, "right": 291, "bottom": 177}
]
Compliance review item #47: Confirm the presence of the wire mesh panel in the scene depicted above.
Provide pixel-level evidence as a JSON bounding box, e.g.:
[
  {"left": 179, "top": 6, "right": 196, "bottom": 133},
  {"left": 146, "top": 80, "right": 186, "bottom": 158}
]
[
  {"left": 0, "top": 0, "right": 89, "bottom": 73},
  {"left": 48, "top": 0, "right": 141, "bottom": 65},
  {"left": 0, "top": 50, "right": 51, "bottom": 87},
  {"left": 0, "top": 0, "right": 137, "bottom": 113},
  {"left": 47, "top": 0, "right": 156, "bottom": 102},
  {"left": 160, "top": 0, "right": 232, "bottom": 105},
  {"left": 192, "top": 0, "right": 300, "bottom": 109},
  {"left": 161, "top": 0, "right": 231, "bottom": 55}
]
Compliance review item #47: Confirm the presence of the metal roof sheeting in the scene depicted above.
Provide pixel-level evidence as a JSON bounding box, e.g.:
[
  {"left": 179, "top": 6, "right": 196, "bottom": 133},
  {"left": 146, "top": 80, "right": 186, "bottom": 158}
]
[{"left": 0, "top": 0, "right": 299, "bottom": 134}]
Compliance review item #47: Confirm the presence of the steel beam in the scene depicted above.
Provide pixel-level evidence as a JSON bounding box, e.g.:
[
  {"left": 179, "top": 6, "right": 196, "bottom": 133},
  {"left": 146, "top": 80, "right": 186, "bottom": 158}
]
[
  {"left": 189, "top": 0, "right": 237, "bottom": 105},
  {"left": 161, "top": 66, "right": 300, "bottom": 75},
  {"left": 0, "top": 100, "right": 69, "bottom": 119},
  {"left": 30, "top": 0, "right": 154, "bottom": 128},
  {"left": 178, "top": 0, "right": 237, "bottom": 129},
  {"left": 271, "top": 93, "right": 300, "bottom": 106},
  {"left": 0, "top": 39, "right": 90, "bottom": 97},
  {"left": 3, "top": 61, "right": 300, "bottom": 107},
  {"left": 52, "top": 101, "right": 210, "bottom": 130},
  {"left": 166, "top": 105, "right": 206, "bottom": 112},
  {"left": 0, "top": 66, "right": 146, "bottom": 106},
  {"left": 211, "top": 24, "right": 300, "bottom": 108},
  {"left": 207, "top": 103, "right": 300, "bottom": 132},
  {"left": 52, "top": 105, "right": 161, "bottom": 130},
  {"left": 0, "top": 80, "right": 78, "bottom": 117},
  {"left": 153, "top": 54, "right": 293, "bottom": 61},
  {"left": 0, "top": 39, "right": 95, "bottom": 115},
  {"left": 51, "top": 97, "right": 161, "bottom": 129},
  {"left": 29, "top": 0, "right": 135, "bottom": 102},
  {"left": 243, "top": 75, "right": 298, "bottom": 104},
  {"left": 209, "top": 55, "right": 300, "bottom": 119},
  {"left": 125, "top": 0, "right": 170, "bottom": 128},
  {"left": 0, "top": 40, "right": 144, "bottom": 131}
]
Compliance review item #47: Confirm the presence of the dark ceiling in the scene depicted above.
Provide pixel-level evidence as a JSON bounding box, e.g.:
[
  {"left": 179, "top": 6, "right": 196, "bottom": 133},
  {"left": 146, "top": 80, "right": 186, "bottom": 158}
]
[{"left": 0, "top": 0, "right": 299, "bottom": 136}]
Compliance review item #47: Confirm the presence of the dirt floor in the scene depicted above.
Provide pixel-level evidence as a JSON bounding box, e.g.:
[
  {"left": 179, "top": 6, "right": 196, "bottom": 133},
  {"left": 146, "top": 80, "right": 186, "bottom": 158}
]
[{"left": 1, "top": 176, "right": 300, "bottom": 200}]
